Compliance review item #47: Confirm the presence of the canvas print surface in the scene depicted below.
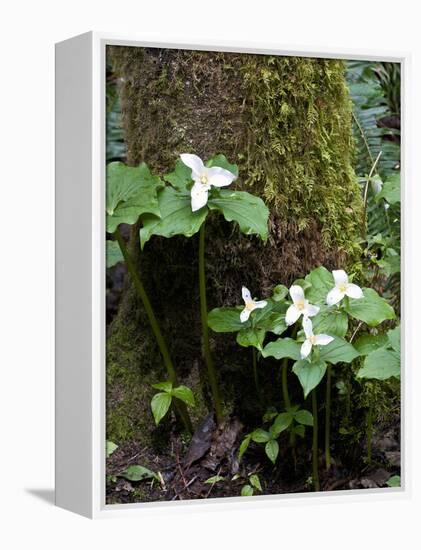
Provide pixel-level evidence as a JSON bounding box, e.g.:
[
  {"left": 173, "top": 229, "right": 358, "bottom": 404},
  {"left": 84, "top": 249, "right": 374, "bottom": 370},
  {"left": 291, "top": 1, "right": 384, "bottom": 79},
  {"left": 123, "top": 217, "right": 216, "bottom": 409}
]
[{"left": 105, "top": 46, "right": 401, "bottom": 504}]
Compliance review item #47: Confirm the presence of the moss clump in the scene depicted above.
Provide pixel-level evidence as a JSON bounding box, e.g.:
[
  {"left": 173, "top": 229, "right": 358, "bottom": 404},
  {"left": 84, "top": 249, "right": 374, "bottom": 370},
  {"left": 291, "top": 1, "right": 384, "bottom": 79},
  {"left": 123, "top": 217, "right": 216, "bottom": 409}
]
[{"left": 106, "top": 46, "right": 364, "bottom": 441}]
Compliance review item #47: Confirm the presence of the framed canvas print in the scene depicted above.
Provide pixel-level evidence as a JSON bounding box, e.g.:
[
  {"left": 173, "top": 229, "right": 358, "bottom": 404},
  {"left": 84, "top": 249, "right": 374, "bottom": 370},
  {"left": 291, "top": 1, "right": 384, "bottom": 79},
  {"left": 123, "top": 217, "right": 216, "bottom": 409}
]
[{"left": 55, "top": 32, "right": 408, "bottom": 518}]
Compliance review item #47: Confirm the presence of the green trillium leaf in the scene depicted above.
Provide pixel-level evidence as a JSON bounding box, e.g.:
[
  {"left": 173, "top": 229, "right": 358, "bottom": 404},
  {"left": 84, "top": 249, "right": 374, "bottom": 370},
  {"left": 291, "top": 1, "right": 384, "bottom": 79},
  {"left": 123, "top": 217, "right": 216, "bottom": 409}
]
[
  {"left": 357, "top": 347, "right": 400, "bottom": 380},
  {"left": 294, "top": 409, "right": 314, "bottom": 426},
  {"left": 207, "top": 307, "right": 244, "bottom": 333},
  {"left": 208, "top": 189, "right": 269, "bottom": 242},
  {"left": 139, "top": 187, "right": 208, "bottom": 249},
  {"left": 318, "top": 337, "right": 359, "bottom": 364},
  {"left": 387, "top": 325, "right": 400, "bottom": 354},
  {"left": 151, "top": 392, "right": 172, "bottom": 425},
  {"left": 353, "top": 333, "right": 388, "bottom": 355},
  {"left": 106, "top": 240, "right": 124, "bottom": 268},
  {"left": 292, "top": 359, "right": 327, "bottom": 398},
  {"left": 163, "top": 160, "right": 193, "bottom": 192},
  {"left": 262, "top": 338, "right": 301, "bottom": 361},
  {"left": 171, "top": 385, "right": 195, "bottom": 407},
  {"left": 265, "top": 440, "right": 279, "bottom": 464},
  {"left": 344, "top": 288, "right": 395, "bottom": 326},
  {"left": 312, "top": 307, "right": 348, "bottom": 337},
  {"left": 205, "top": 154, "right": 239, "bottom": 177},
  {"left": 236, "top": 327, "right": 266, "bottom": 350},
  {"left": 106, "top": 162, "right": 164, "bottom": 233},
  {"left": 272, "top": 284, "right": 289, "bottom": 302},
  {"left": 305, "top": 266, "right": 334, "bottom": 305}
]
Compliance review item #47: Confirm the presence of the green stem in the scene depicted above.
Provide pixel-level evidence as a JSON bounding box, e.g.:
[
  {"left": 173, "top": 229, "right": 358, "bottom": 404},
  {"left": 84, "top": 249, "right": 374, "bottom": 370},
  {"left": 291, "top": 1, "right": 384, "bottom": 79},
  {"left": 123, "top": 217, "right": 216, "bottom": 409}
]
[
  {"left": 325, "top": 364, "right": 332, "bottom": 471},
  {"left": 114, "top": 229, "right": 193, "bottom": 434},
  {"left": 198, "top": 223, "right": 223, "bottom": 424},
  {"left": 312, "top": 389, "right": 320, "bottom": 492},
  {"left": 252, "top": 347, "right": 260, "bottom": 396},
  {"left": 281, "top": 358, "right": 291, "bottom": 409},
  {"left": 366, "top": 400, "right": 373, "bottom": 464}
]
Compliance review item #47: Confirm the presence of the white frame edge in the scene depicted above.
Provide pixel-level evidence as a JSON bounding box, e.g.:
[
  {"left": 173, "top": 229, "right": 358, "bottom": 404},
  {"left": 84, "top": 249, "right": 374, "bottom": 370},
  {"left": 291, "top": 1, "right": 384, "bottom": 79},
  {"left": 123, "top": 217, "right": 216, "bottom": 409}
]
[{"left": 55, "top": 31, "right": 410, "bottom": 519}]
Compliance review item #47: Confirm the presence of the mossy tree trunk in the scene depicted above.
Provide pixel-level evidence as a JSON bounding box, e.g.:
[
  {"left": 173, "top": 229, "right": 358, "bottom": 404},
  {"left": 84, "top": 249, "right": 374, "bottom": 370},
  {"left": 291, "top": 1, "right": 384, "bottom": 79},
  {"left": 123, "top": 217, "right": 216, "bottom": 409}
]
[{"left": 106, "top": 47, "right": 363, "bottom": 443}]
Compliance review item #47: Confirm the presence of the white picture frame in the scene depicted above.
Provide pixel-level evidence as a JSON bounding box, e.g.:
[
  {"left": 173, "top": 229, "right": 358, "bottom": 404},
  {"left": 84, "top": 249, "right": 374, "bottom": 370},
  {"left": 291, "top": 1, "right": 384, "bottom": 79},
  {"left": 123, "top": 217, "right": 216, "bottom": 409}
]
[{"left": 55, "top": 31, "right": 410, "bottom": 518}]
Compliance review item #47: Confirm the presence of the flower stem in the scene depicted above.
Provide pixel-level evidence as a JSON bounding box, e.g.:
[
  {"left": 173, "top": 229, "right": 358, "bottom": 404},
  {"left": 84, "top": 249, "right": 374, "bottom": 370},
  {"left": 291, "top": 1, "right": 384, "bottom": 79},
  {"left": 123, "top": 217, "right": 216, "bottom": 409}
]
[
  {"left": 252, "top": 347, "right": 260, "bottom": 396},
  {"left": 114, "top": 229, "right": 193, "bottom": 433},
  {"left": 312, "top": 389, "right": 320, "bottom": 491},
  {"left": 325, "top": 364, "right": 332, "bottom": 471},
  {"left": 281, "top": 358, "right": 291, "bottom": 409},
  {"left": 198, "top": 222, "right": 223, "bottom": 424}
]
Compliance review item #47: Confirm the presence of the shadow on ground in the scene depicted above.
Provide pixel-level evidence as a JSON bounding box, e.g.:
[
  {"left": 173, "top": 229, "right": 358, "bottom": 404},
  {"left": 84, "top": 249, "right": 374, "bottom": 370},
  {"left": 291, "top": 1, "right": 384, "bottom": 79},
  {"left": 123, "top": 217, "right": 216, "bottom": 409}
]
[{"left": 25, "top": 488, "right": 55, "bottom": 505}]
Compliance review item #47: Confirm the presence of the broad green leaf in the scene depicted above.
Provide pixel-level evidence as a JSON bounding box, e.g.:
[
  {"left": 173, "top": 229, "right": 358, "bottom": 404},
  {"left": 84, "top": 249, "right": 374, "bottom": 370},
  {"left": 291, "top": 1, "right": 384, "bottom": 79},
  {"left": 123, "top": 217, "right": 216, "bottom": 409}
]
[
  {"left": 106, "top": 162, "right": 163, "bottom": 233},
  {"left": 387, "top": 325, "right": 400, "bottom": 354},
  {"left": 305, "top": 266, "right": 334, "bottom": 304},
  {"left": 236, "top": 327, "right": 266, "bottom": 350},
  {"left": 207, "top": 307, "right": 244, "bottom": 333},
  {"left": 140, "top": 187, "right": 207, "bottom": 249},
  {"left": 163, "top": 160, "right": 193, "bottom": 191},
  {"left": 353, "top": 333, "right": 388, "bottom": 355},
  {"left": 319, "top": 337, "right": 359, "bottom": 364},
  {"left": 206, "top": 154, "right": 239, "bottom": 177},
  {"left": 106, "top": 240, "right": 124, "bottom": 268},
  {"left": 120, "top": 465, "right": 158, "bottom": 482},
  {"left": 205, "top": 475, "right": 225, "bottom": 484},
  {"left": 357, "top": 348, "right": 400, "bottom": 380},
  {"left": 294, "top": 409, "right": 314, "bottom": 426},
  {"left": 171, "top": 385, "right": 195, "bottom": 407},
  {"left": 386, "top": 475, "right": 401, "bottom": 488},
  {"left": 262, "top": 408, "right": 278, "bottom": 423},
  {"left": 238, "top": 434, "right": 252, "bottom": 460},
  {"left": 258, "top": 311, "right": 288, "bottom": 336},
  {"left": 249, "top": 474, "right": 262, "bottom": 492},
  {"left": 208, "top": 190, "right": 269, "bottom": 241},
  {"left": 344, "top": 288, "right": 395, "bottom": 326},
  {"left": 152, "top": 381, "right": 173, "bottom": 393},
  {"left": 151, "top": 392, "right": 172, "bottom": 425},
  {"left": 292, "top": 359, "right": 327, "bottom": 398},
  {"left": 265, "top": 440, "right": 279, "bottom": 464},
  {"left": 250, "top": 429, "right": 271, "bottom": 443},
  {"left": 272, "top": 285, "right": 288, "bottom": 302},
  {"left": 106, "top": 441, "right": 118, "bottom": 458},
  {"left": 272, "top": 412, "right": 293, "bottom": 434},
  {"left": 312, "top": 308, "right": 348, "bottom": 337},
  {"left": 241, "top": 484, "right": 254, "bottom": 497},
  {"left": 262, "top": 338, "right": 301, "bottom": 361},
  {"left": 377, "top": 173, "right": 400, "bottom": 205}
]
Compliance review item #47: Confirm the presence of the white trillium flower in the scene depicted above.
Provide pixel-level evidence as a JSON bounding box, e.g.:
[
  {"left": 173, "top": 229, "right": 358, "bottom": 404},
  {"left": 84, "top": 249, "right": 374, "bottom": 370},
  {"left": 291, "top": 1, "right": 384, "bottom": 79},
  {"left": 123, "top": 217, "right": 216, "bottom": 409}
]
[
  {"left": 285, "top": 285, "right": 320, "bottom": 326},
  {"left": 180, "top": 153, "right": 237, "bottom": 212},
  {"left": 326, "top": 269, "right": 363, "bottom": 306},
  {"left": 301, "top": 317, "right": 334, "bottom": 360},
  {"left": 240, "top": 286, "right": 267, "bottom": 323}
]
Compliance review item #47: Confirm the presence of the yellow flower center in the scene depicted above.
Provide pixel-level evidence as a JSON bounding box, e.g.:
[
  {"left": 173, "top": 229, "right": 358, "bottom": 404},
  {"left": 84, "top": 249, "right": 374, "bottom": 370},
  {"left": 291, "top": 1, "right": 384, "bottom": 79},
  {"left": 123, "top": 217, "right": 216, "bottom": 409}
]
[
  {"left": 309, "top": 335, "right": 317, "bottom": 345},
  {"left": 200, "top": 174, "right": 208, "bottom": 185},
  {"left": 245, "top": 300, "right": 255, "bottom": 311},
  {"left": 338, "top": 283, "right": 348, "bottom": 293},
  {"left": 296, "top": 300, "right": 305, "bottom": 311}
]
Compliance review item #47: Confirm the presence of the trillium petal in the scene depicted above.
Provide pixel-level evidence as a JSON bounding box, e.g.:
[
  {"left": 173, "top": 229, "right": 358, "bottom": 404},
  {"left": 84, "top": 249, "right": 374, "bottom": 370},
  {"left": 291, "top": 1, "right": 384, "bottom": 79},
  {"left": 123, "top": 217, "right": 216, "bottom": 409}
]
[
  {"left": 301, "top": 339, "right": 312, "bottom": 359},
  {"left": 315, "top": 334, "right": 334, "bottom": 346},
  {"left": 191, "top": 183, "right": 209, "bottom": 212},
  {"left": 207, "top": 166, "right": 237, "bottom": 187},
  {"left": 285, "top": 304, "right": 301, "bottom": 326},
  {"left": 332, "top": 269, "right": 348, "bottom": 286},
  {"left": 305, "top": 304, "right": 320, "bottom": 317},
  {"left": 289, "top": 285, "right": 305, "bottom": 304},
  {"left": 252, "top": 300, "right": 267, "bottom": 310},
  {"left": 326, "top": 287, "right": 345, "bottom": 306},
  {"left": 345, "top": 283, "right": 363, "bottom": 299},
  {"left": 303, "top": 316, "right": 314, "bottom": 338},
  {"left": 240, "top": 308, "right": 251, "bottom": 323},
  {"left": 242, "top": 286, "right": 252, "bottom": 302},
  {"left": 180, "top": 153, "right": 205, "bottom": 178}
]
